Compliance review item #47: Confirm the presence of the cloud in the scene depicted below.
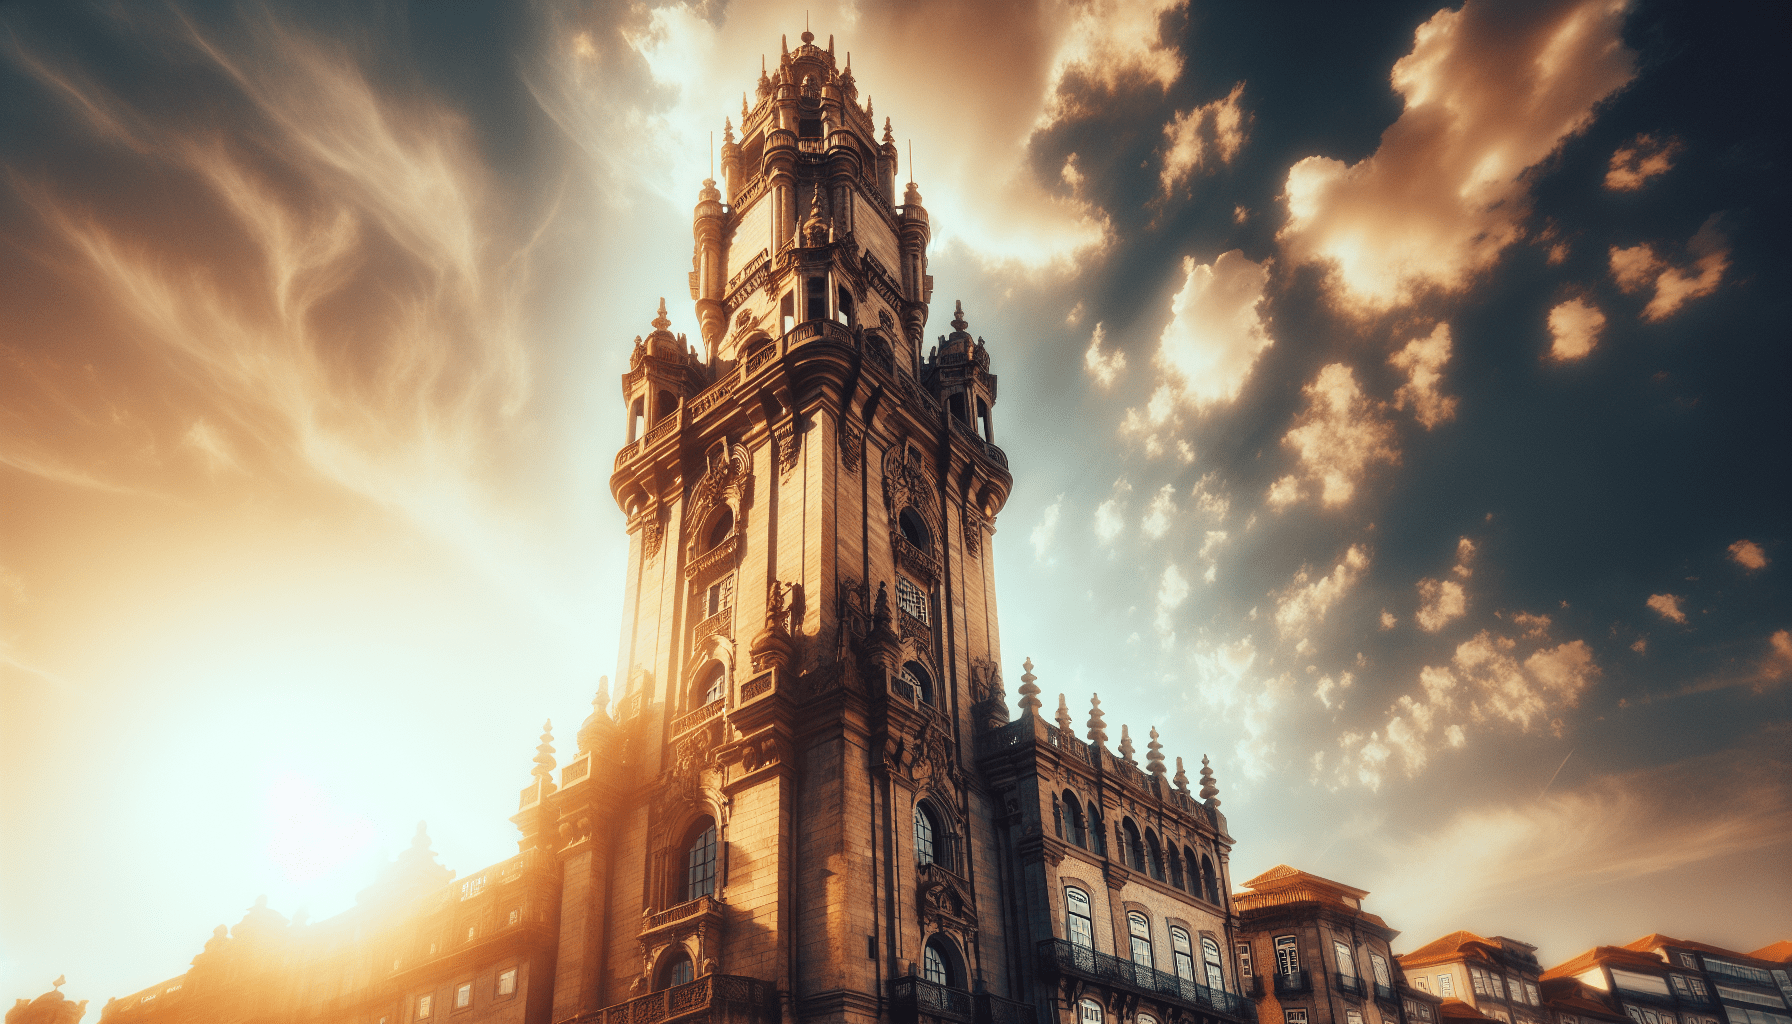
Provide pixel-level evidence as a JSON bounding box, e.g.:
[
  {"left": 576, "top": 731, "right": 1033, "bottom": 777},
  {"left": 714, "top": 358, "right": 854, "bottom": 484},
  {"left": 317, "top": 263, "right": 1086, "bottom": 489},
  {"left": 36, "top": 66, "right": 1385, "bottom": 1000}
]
[
  {"left": 1315, "top": 671, "right": 1355, "bottom": 710},
  {"left": 1280, "top": 364, "right": 1398, "bottom": 507},
  {"left": 1647, "top": 593, "right": 1687, "bottom": 624},
  {"left": 1275, "top": 544, "right": 1371, "bottom": 638},
  {"left": 1390, "top": 323, "right": 1458, "bottom": 427},
  {"left": 1266, "top": 475, "right": 1303, "bottom": 509},
  {"left": 1768, "top": 631, "right": 1792, "bottom": 682},
  {"left": 1156, "top": 563, "right": 1191, "bottom": 636},
  {"left": 1094, "top": 478, "right": 1132, "bottom": 544},
  {"left": 1381, "top": 610, "right": 1398, "bottom": 630},
  {"left": 1084, "top": 323, "right": 1127, "bottom": 387},
  {"left": 1605, "top": 133, "right": 1683, "bottom": 191},
  {"left": 1278, "top": 0, "right": 1636, "bottom": 313},
  {"left": 1729, "top": 539, "right": 1769, "bottom": 571},
  {"left": 1151, "top": 250, "right": 1275, "bottom": 411},
  {"left": 1030, "top": 495, "right": 1064, "bottom": 561},
  {"left": 1610, "top": 216, "right": 1732, "bottom": 321},
  {"left": 1417, "top": 577, "right": 1468, "bottom": 632},
  {"left": 1159, "top": 82, "right": 1247, "bottom": 193},
  {"left": 1368, "top": 734, "right": 1792, "bottom": 937},
  {"left": 1141, "top": 484, "right": 1176, "bottom": 539},
  {"left": 1547, "top": 296, "right": 1606, "bottom": 361}
]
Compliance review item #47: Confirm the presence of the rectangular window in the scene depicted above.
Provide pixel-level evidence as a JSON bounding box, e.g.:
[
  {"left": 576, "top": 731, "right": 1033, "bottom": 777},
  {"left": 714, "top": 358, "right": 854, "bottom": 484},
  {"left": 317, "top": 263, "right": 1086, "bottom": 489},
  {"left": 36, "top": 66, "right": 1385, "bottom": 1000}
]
[
  {"left": 705, "top": 575, "right": 735, "bottom": 619},
  {"left": 1439, "top": 975, "right": 1456, "bottom": 997},
  {"left": 1527, "top": 983, "right": 1542, "bottom": 1006},
  {"left": 896, "top": 576, "right": 928, "bottom": 623},
  {"left": 805, "top": 276, "right": 827, "bottom": 322},
  {"left": 417, "top": 994, "right": 433, "bottom": 1020},
  {"left": 1239, "top": 944, "right": 1254, "bottom": 976},
  {"left": 1286, "top": 1013, "right": 1309, "bottom": 1024},
  {"left": 1347, "top": 1010, "right": 1365, "bottom": 1024},
  {"left": 1688, "top": 978, "right": 1708, "bottom": 999},
  {"left": 508, "top": 908, "right": 519, "bottom": 926},
  {"left": 1335, "top": 940, "right": 1358, "bottom": 980},
  {"left": 1415, "top": 978, "right": 1430, "bottom": 994},
  {"left": 455, "top": 983, "right": 471, "bottom": 1009},
  {"left": 1562, "top": 1015, "right": 1578, "bottom": 1024},
  {"left": 1678, "top": 953, "right": 1699, "bottom": 970},
  {"left": 497, "top": 969, "right": 517, "bottom": 996},
  {"left": 780, "top": 292, "right": 795, "bottom": 335},
  {"left": 1673, "top": 977, "right": 1694, "bottom": 999},
  {"left": 1472, "top": 968, "right": 1492, "bottom": 997},
  {"left": 1372, "top": 953, "right": 1393, "bottom": 988},
  {"left": 1277, "top": 936, "right": 1301, "bottom": 974},
  {"left": 1718, "top": 986, "right": 1790, "bottom": 1008}
]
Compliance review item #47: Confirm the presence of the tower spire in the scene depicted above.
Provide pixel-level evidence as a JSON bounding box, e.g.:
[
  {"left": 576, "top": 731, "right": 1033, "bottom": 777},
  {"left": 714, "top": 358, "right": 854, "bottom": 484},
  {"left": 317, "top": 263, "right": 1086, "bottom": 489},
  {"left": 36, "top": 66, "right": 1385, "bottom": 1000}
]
[
  {"left": 1119, "top": 724, "right": 1135, "bottom": 763},
  {"left": 1174, "top": 756, "right": 1191, "bottom": 794},
  {"left": 1086, "top": 694, "right": 1108, "bottom": 748},
  {"left": 1055, "top": 693, "right": 1074, "bottom": 737},
  {"left": 1199, "top": 755, "right": 1220, "bottom": 806},
  {"left": 1147, "top": 727, "right": 1167, "bottom": 776},
  {"left": 533, "top": 720, "right": 556, "bottom": 780}
]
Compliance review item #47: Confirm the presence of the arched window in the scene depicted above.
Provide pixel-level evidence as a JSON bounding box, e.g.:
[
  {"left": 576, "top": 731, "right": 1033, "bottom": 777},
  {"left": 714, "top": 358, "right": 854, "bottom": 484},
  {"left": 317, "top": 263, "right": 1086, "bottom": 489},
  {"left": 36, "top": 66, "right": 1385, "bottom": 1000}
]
[
  {"left": 1127, "top": 912, "right": 1153, "bottom": 967},
  {"left": 685, "top": 819, "right": 717, "bottom": 900},
  {"left": 1201, "top": 854, "right": 1219, "bottom": 903},
  {"left": 1169, "top": 846, "right": 1185, "bottom": 889},
  {"left": 690, "top": 662, "right": 726, "bottom": 710},
  {"left": 837, "top": 285, "right": 855, "bottom": 326},
  {"left": 1065, "top": 886, "right": 1094, "bottom": 948},
  {"left": 1172, "top": 927, "right": 1196, "bottom": 981},
  {"left": 922, "top": 936, "right": 962, "bottom": 987},
  {"left": 657, "top": 949, "right": 694, "bottom": 989},
  {"left": 1079, "top": 1000, "right": 1104, "bottom": 1024},
  {"left": 976, "top": 397, "right": 991, "bottom": 441},
  {"left": 1182, "top": 847, "right": 1199, "bottom": 893},
  {"left": 1088, "top": 808, "right": 1106, "bottom": 856},
  {"left": 1145, "top": 830, "right": 1166, "bottom": 882},
  {"left": 630, "top": 397, "right": 645, "bottom": 442},
  {"left": 914, "top": 803, "right": 943, "bottom": 867},
  {"left": 704, "top": 508, "right": 734, "bottom": 552},
  {"left": 656, "top": 389, "right": 676, "bottom": 423},
  {"left": 1122, "top": 819, "right": 1146, "bottom": 872},
  {"left": 805, "top": 275, "right": 827, "bottom": 321},
  {"left": 899, "top": 507, "right": 931, "bottom": 548},
  {"left": 901, "top": 661, "right": 934, "bottom": 705},
  {"left": 1063, "top": 792, "right": 1085, "bottom": 849},
  {"left": 1204, "top": 936, "right": 1228, "bottom": 992},
  {"left": 1138, "top": 1016, "right": 1159, "bottom": 1024}
]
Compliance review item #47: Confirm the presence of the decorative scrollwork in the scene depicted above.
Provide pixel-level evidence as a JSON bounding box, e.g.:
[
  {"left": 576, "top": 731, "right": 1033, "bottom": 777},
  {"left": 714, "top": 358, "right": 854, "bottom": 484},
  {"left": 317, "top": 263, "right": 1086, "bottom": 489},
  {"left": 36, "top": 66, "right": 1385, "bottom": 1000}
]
[
  {"left": 775, "top": 421, "right": 801, "bottom": 478},
  {"left": 840, "top": 423, "right": 863, "bottom": 474}
]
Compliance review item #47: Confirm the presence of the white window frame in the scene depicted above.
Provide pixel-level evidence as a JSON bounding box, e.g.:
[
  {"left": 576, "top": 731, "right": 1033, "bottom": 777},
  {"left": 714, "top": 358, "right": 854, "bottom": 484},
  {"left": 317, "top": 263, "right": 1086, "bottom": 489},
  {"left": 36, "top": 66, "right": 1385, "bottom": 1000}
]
[
  {"left": 1286, "top": 1012, "right": 1309, "bottom": 1024},
  {"left": 1276, "top": 935, "right": 1300, "bottom": 974},
  {"left": 1080, "top": 999, "right": 1104, "bottom": 1024},
  {"left": 1238, "top": 942, "right": 1254, "bottom": 977},
  {"left": 1066, "top": 887, "right": 1095, "bottom": 949},
  {"left": 1439, "top": 974, "right": 1456, "bottom": 997},
  {"left": 454, "top": 983, "right": 471, "bottom": 1009},
  {"left": 497, "top": 968, "right": 517, "bottom": 996}
]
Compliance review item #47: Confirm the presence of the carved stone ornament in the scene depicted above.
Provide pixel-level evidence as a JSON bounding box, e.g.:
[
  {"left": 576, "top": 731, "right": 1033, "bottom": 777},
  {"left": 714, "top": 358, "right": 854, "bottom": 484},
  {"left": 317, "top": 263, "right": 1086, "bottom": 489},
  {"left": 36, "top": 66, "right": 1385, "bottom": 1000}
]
[
  {"left": 969, "top": 658, "right": 1009, "bottom": 732},
  {"left": 910, "top": 721, "right": 957, "bottom": 785},
  {"left": 685, "top": 440, "right": 753, "bottom": 576},
  {"left": 840, "top": 423, "right": 863, "bottom": 474},
  {"left": 774, "top": 420, "right": 801, "bottom": 478},
  {"left": 917, "top": 864, "right": 978, "bottom": 931},
  {"left": 961, "top": 501, "right": 983, "bottom": 558},
  {"left": 642, "top": 518, "right": 665, "bottom": 561},
  {"left": 881, "top": 444, "right": 942, "bottom": 555}
]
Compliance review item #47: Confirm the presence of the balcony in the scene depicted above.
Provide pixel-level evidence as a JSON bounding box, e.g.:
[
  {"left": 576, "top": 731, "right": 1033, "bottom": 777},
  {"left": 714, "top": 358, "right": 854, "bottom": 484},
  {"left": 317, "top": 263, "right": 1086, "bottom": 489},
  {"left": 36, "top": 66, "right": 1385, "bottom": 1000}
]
[
  {"left": 595, "top": 974, "right": 776, "bottom": 1024},
  {"left": 638, "top": 895, "right": 724, "bottom": 941},
  {"left": 672, "top": 698, "right": 724, "bottom": 737},
  {"left": 1038, "top": 940, "right": 1250, "bottom": 1020},
  {"left": 891, "top": 977, "right": 973, "bottom": 1024},
  {"left": 1275, "top": 972, "right": 1313, "bottom": 996},
  {"left": 888, "top": 980, "right": 1038, "bottom": 1024},
  {"left": 1375, "top": 983, "right": 1397, "bottom": 1003},
  {"left": 1337, "top": 975, "right": 1367, "bottom": 998}
]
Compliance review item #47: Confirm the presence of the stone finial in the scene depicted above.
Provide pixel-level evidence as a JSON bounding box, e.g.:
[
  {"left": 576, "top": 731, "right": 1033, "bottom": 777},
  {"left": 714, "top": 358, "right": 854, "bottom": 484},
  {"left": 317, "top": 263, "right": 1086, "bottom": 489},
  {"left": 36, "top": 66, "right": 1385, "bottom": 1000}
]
[
  {"left": 597, "top": 675, "right": 611, "bottom": 714},
  {"left": 867, "top": 95, "right": 873, "bottom": 117},
  {"left": 1147, "top": 727, "right": 1167, "bottom": 776},
  {"left": 903, "top": 180, "right": 923, "bottom": 206},
  {"left": 1086, "top": 694, "right": 1108, "bottom": 748},
  {"left": 1054, "top": 693, "right": 1074, "bottom": 737},
  {"left": 1119, "top": 724, "right": 1136, "bottom": 763},
  {"left": 801, "top": 183, "right": 829, "bottom": 246},
  {"left": 651, "top": 298, "right": 670, "bottom": 332},
  {"left": 1199, "top": 755, "right": 1220, "bottom": 806},
  {"left": 883, "top": 116, "right": 894, "bottom": 145},
  {"left": 951, "top": 300, "right": 968, "bottom": 334},
  {"left": 1017, "top": 657, "right": 1042, "bottom": 715},
  {"left": 533, "top": 720, "right": 556, "bottom": 779},
  {"left": 1174, "top": 756, "right": 1191, "bottom": 794},
  {"left": 743, "top": 93, "right": 749, "bottom": 118},
  {"left": 781, "top": 33, "right": 787, "bottom": 55},
  {"left": 722, "top": 117, "right": 734, "bottom": 144}
]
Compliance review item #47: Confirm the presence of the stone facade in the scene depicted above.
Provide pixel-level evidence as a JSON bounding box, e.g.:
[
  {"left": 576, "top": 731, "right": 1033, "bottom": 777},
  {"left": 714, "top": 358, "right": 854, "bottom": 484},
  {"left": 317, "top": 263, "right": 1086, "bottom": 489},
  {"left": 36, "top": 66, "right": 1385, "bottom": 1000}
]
[{"left": 1232, "top": 866, "right": 1413, "bottom": 1024}]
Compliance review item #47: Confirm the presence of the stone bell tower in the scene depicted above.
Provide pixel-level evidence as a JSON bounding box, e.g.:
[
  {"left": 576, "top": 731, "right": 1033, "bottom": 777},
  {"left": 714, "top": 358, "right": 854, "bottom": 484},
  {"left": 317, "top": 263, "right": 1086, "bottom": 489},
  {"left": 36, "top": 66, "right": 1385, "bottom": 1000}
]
[{"left": 553, "top": 23, "right": 1018, "bottom": 1022}]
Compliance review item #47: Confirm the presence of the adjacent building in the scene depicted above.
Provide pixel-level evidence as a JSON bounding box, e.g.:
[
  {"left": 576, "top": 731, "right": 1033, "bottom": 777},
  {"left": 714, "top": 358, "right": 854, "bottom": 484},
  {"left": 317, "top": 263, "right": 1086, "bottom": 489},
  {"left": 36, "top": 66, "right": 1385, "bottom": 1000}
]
[
  {"left": 1398, "top": 933, "right": 1547, "bottom": 1024},
  {"left": 1232, "top": 866, "right": 1418, "bottom": 1024},
  {"left": 1536, "top": 936, "right": 1792, "bottom": 1024}
]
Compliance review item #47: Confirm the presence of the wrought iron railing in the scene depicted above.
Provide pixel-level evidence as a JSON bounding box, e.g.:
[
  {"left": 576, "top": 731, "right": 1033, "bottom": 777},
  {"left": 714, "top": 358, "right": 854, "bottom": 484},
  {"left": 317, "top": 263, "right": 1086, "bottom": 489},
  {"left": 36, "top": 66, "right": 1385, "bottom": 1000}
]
[
  {"left": 1274, "top": 971, "right": 1312, "bottom": 995},
  {"left": 1337, "top": 975, "right": 1367, "bottom": 997},
  {"left": 1375, "top": 983, "right": 1397, "bottom": 1002},
  {"left": 974, "top": 992, "right": 1038, "bottom": 1024},
  {"left": 890, "top": 977, "right": 973, "bottom": 1023},
  {"left": 1038, "top": 940, "right": 1249, "bottom": 1018}
]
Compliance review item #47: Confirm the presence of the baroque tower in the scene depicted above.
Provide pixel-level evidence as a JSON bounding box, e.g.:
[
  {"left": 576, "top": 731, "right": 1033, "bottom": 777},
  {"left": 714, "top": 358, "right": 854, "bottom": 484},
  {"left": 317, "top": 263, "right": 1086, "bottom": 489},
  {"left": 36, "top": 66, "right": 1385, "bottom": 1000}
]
[{"left": 558, "top": 23, "right": 1017, "bottom": 1018}]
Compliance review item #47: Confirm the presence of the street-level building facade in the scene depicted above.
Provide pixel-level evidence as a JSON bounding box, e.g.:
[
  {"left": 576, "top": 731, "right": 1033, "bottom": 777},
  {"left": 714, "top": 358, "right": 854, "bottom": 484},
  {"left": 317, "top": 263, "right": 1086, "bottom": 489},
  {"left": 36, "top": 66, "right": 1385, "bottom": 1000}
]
[
  {"left": 1399, "top": 933, "right": 1547, "bottom": 1024},
  {"left": 1232, "top": 866, "right": 1412, "bottom": 1024}
]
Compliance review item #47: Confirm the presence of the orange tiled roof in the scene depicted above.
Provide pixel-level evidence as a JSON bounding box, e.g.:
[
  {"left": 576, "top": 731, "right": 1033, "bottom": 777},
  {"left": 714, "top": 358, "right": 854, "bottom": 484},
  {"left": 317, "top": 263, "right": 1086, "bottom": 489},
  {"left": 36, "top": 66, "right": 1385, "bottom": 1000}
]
[
  {"left": 1750, "top": 940, "right": 1792, "bottom": 964},
  {"left": 1241, "top": 864, "right": 1371, "bottom": 899},
  {"left": 1401, "top": 931, "right": 1497, "bottom": 968},
  {"left": 1438, "top": 999, "right": 1498, "bottom": 1023},
  {"left": 1621, "top": 934, "right": 1763, "bottom": 962},
  {"left": 1543, "top": 946, "right": 1670, "bottom": 982}
]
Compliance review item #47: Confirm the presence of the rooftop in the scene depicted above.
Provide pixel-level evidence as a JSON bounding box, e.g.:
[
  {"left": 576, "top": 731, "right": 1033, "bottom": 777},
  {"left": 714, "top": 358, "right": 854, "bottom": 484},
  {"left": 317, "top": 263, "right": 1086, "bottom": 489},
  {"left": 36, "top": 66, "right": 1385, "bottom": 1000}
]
[
  {"left": 1622, "top": 933, "right": 1775, "bottom": 964},
  {"left": 1542, "top": 946, "right": 1672, "bottom": 982}
]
